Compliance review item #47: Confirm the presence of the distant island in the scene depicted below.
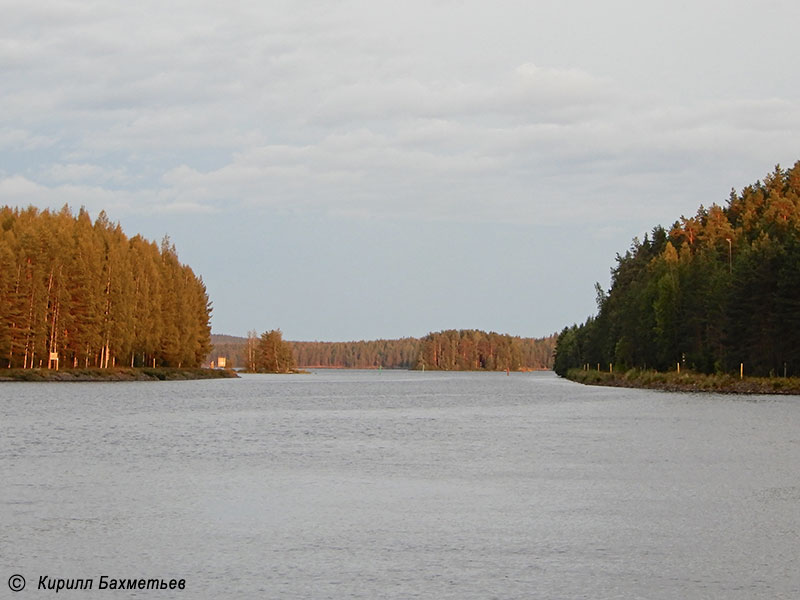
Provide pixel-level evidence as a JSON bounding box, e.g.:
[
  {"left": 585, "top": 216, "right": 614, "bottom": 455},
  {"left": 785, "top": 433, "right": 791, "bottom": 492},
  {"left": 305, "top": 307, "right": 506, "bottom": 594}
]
[
  {"left": 554, "top": 162, "right": 800, "bottom": 391},
  {"left": 238, "top": 329, "right": 300, "bottom": 374},
  {"left": 210, "top": 329, "right": 557, "bottom": 372}
]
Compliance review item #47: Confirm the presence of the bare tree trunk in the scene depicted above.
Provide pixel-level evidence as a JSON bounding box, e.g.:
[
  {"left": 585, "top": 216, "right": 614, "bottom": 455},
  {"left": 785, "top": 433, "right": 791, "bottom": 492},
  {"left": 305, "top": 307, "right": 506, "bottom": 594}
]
[
  {"left": 102, "top": 264, "right": 112, "bottom": 368},
  {"left": 8, "top": 264, "right": 21, "bottom": 367},
  {"left": 47, "top": 266, "right": 63, "bottom": 369},
  {"left": 23, "top": 273, "right": 35, "bottom": 369},
  {"left": 48, "top": 299, "right": 59, "bottom": 369}
]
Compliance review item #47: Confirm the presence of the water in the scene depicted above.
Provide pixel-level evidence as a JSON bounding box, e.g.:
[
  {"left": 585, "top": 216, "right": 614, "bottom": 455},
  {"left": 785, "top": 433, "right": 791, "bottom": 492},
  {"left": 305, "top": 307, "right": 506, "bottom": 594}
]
[{"left": 2, "top": 371, "right": 799, "bottom": 599}]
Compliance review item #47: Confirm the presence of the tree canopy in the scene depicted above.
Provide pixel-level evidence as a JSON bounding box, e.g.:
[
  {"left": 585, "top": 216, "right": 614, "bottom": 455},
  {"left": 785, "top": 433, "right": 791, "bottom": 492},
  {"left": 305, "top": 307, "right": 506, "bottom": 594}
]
[
  {"left": 554, "top": 162, "right": 800, "bottom": 378},
  {"left": 243, "top": 329, "right": 296, "bottom": 373},
  {"left": 415, "top": 329, "right": 555, "bottom": 371},
  {"left": 0, "top": 205, "right": 211, "bottom": 369}
]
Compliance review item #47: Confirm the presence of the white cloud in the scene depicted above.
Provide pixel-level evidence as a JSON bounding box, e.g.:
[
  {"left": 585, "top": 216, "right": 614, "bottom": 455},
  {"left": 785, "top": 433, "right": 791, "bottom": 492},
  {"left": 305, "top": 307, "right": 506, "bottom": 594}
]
[
  {"left": 0, "top": 128, "right": 57, "bottom": 150},
  {"left": 44, "top": 163, "right": 132, "bottom": 185},
  {"left": 0, "top": 175, "right": 215, "bottom": 216},
  {"left": 0, "top": 175, "right": 45, "bottom": 198},
  {"left": 1, "top": 0, "right": 798, "bottom": 230}
]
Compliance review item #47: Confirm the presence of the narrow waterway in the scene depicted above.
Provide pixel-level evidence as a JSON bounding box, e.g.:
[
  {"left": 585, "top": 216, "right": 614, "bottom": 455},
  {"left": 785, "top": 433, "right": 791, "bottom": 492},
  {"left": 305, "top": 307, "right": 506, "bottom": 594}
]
[{"left": 2, "top": 371, "right": 798, "bottom": 598}]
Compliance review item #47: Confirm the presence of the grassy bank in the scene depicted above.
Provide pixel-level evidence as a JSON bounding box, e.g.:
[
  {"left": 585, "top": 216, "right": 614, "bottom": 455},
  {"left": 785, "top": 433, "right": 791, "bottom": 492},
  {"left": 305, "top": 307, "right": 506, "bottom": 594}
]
[
  {"left": 565, "top": 368, "right": 800, "bottom": 395},
  {"left": 0, "top": 367, "right": 239, "bottom": 382}
]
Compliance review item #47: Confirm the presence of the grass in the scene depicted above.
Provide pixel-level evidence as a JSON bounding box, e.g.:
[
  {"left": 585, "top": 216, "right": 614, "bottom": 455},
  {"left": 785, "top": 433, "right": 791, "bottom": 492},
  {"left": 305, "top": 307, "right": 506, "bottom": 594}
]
[
  {"left": 565, "top": 368, "right": 800, "bottom": 395},
  {"left": 0, "top": 367, "right": 239, "bottom": 382}
]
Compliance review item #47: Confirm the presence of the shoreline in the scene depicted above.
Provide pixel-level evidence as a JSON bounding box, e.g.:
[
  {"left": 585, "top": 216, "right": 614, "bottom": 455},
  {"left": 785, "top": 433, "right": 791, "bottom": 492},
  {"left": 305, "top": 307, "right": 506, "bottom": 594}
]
[
  {"left": 0, "top": 367, "right": 239, "bottom": 382},
  {"left": 565, "top": 368, "right": 800, "bottom": 395}
]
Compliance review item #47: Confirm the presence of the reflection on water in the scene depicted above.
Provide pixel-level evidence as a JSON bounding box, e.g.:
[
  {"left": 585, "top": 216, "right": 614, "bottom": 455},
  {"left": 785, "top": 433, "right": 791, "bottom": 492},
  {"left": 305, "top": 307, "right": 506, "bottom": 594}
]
[{"left": 2, "top": 371, "right": 799, "bottom": 598}]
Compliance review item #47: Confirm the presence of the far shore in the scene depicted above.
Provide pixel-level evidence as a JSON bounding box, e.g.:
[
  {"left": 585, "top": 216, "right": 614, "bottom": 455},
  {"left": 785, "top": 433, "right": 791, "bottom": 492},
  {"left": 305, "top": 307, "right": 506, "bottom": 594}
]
[
  {"left": 565, "top": 368, "right": 800, "bottom": 395},
  {"left": 0, "top": 367, "right": 239, "bottom": 382}
]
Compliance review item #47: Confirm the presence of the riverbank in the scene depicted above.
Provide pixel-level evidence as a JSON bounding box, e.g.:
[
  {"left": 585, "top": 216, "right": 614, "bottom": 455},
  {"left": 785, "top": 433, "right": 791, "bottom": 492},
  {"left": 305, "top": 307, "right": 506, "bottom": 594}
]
[
  {"left": 565, "top": 368, "right": 800, "bottom": 395},
  {"left": 0, "top": 367, "right": 239, "bottom": 382}
]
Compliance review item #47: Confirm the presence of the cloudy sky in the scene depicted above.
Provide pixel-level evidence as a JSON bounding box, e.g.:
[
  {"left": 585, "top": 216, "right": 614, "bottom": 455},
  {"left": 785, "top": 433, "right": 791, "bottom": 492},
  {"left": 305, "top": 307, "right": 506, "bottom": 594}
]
[{"left": 2, "top": 0, "right": 799, "bottom": 340}]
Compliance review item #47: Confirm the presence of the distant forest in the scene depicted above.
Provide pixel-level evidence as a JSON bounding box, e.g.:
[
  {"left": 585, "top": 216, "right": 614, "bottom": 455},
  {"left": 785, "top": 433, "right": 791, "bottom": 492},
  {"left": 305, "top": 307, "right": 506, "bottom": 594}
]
[
  {"left": 0, "top": 206, "right": 211, "bottom": 369},
  {"left": 416, "top": 329, "right": 555, "bottom": 371},
  {"left": 211, "top": 334, "right": 418, "bottom": 369},
  {"left": 210, "top": 330, "right": 557, "bottom": 371},
  {"left": 554, "top": 163, "right": 800, "bottom": 378}
]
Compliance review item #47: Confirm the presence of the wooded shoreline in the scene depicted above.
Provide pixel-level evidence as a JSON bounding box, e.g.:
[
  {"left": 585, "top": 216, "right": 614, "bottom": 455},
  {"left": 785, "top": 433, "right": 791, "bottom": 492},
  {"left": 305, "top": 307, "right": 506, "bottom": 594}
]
[
  {"left": 565, "top": 368, "right": 800, "bottom": 395},
  {"left": 0, "top": 206, "right": 212, "bottom": 372},
  {"left": 554, "top": 163, "right": 800, "bottom": 382},
  {"left": 0, "top": 367, "right": 239, "bottom": 382}
]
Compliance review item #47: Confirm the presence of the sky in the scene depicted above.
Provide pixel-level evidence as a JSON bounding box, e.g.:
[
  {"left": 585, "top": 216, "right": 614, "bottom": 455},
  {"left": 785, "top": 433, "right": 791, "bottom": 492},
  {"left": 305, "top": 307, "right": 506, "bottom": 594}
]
[{"left": 2, "top": 0, "right": 799, "bottom": 341}]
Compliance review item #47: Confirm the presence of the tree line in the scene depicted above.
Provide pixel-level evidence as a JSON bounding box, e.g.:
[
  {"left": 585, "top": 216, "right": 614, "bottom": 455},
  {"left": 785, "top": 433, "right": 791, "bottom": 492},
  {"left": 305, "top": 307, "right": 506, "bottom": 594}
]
[
  {"left": 554, "top": 162, "right": 800, "bottom": 378},
  {"left": 209, "top": 330, "right": 556, "bottom": 371},
  {"left": 293, "top": 338, "right": 420, "bottom": 369},
  {"left": 0, "top": 205, "right": 211, "bottom": 369},
  {"left": 211, "top": 335, "right": 418, "bottom": 370},
  {"left": 415, "top": 329, "right": 555, "bottom": 371}
]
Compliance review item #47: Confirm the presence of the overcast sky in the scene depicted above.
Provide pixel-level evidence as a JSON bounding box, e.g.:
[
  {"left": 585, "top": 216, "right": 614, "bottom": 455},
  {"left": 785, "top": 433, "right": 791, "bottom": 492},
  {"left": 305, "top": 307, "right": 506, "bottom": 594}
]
[{"left": 2, "top": 0, "right": 799, "bottom": 340}]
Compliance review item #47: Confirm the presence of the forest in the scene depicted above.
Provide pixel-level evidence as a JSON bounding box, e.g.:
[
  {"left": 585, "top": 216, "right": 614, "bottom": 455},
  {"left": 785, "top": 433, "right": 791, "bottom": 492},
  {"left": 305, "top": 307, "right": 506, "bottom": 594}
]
[
  {"left": 0, "top": 205, "right": 212, "bottom": 369},
  {"left": 554, "top": 163, "right": 800, "bottom": 378},
  {"left": 292, "top": 337, "right": 420, "bottom": 369},
  {"left": 210, "top": 330, "right": 556, "bottom": 371},
  {"left": 211, "top": 335, "right": 419, "bottom": 370},
  {"left": 415, "top": 329, "right": 555, "bottom": 371}
]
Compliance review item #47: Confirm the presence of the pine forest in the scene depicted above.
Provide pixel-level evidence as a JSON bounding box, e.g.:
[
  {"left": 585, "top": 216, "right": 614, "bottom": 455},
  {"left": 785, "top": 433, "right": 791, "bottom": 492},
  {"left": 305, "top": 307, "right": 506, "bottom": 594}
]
[
  {"left": 554, "top": 163, "right": 800, "bottom": 378},
  {"left": 0, "top": 205, "right": 212, "bottom": 370}
]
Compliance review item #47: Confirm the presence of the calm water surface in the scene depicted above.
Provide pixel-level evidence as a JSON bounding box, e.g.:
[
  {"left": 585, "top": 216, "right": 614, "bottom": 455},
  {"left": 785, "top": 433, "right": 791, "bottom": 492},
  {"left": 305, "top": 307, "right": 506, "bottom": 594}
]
[{"left": 2, "top": 371, "right": 799, "bottom": 599}]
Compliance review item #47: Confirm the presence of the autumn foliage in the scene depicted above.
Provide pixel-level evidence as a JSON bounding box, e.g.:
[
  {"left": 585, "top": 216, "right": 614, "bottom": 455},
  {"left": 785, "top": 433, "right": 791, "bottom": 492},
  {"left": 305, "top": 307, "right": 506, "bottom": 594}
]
[{"left": 0, "top": 205, "right": 212, "bottom": 369}]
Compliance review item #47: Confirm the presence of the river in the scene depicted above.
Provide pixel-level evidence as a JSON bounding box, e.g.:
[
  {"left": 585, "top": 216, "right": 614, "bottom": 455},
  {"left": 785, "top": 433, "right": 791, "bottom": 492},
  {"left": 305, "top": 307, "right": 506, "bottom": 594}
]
[{"left": 2, "top": 370, "right": 798, "bottom": 598}]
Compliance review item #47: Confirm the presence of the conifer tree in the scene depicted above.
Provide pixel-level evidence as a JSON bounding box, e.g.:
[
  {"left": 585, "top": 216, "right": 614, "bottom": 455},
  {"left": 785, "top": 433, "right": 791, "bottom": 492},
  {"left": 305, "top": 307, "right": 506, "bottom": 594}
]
[
  {"left": 554, "top": 161, "right": 800, "bottom": 377},
  {"left": 0, "top": 205, "right": 212, "bottom": 369}
]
